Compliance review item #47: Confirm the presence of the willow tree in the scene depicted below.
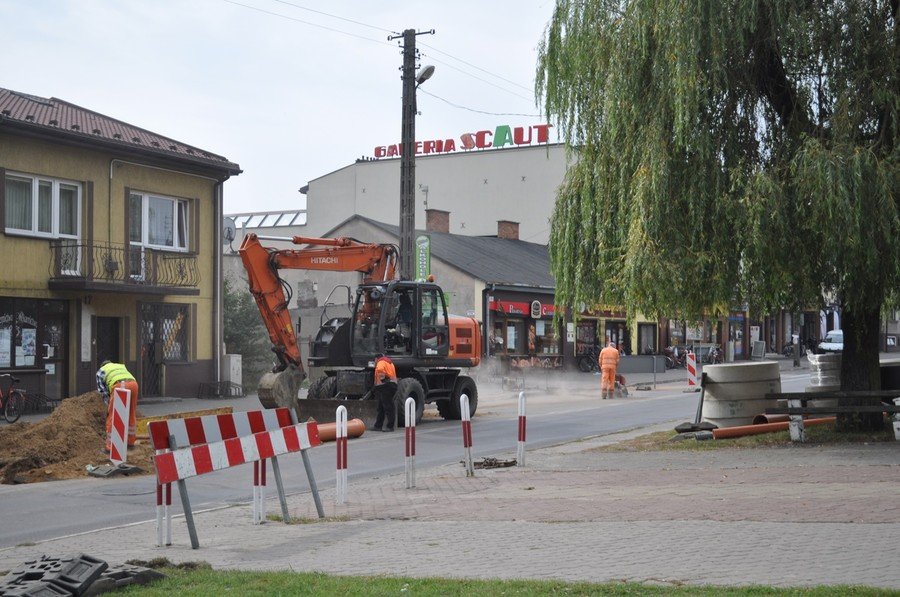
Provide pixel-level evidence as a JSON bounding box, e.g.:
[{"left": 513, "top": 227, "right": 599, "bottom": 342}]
[{"left": 538, "top": 0, "right": 899, "bottom": 429}]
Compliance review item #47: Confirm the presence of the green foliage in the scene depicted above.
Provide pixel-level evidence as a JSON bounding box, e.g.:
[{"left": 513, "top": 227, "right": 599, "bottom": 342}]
[
  {"left": 537, "top": 0, "right": 899, "bottom": 322},
  {"left": 223, "top": 275, "right": 273, "bottom": 387},
  {"left": 118, "top": 569, "right": 890, "bottom": 596}
]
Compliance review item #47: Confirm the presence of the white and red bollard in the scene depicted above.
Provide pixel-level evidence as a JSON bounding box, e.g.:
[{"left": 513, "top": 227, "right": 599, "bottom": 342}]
[
  {"left": 109, "top": 384, "right": 131, "bottom": 465},
  {"left": 516, "top": 391, "right": 526, "bottom": 467},
  {"left": 252, "top": 459, "right": 267, "bottom": 524},
  {"left": 155, "top": 476, "right": 172, "bottom": 546},
  {"left": 686, "top": 351, "right": 700, "bottom": 392},
  {"left": 461, "top": 394, "right": 474, "bottom": 477},
  {"left": 335, "top": 405, "right": 348, "bottom": 504},
  {"left": 405, "top": 397, "right": 416, "bottom": 488}
]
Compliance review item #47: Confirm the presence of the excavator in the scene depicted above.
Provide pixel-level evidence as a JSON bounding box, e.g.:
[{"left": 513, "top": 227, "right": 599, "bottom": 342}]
[{"left": 238, "top": 232, "right": 482, "bottom": 427}]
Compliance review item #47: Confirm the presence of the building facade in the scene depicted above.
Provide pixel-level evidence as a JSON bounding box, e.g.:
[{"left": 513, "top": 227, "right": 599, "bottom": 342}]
[{"left": 1, "top": 87, "right": 240, "bottom": 401}]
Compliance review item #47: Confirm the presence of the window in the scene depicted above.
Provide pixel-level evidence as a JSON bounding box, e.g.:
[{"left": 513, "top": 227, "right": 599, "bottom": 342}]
[
  {"left": 129, "top": 192, "right": 189, "bottom": 251},
  {"left": 4, "top": 173, "right": 81, "bottom": 238}
]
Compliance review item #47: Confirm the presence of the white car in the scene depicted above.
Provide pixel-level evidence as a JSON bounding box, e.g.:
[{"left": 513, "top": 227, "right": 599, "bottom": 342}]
[{"left": 817, "top": 330, "right": 843, "bottom": 353}]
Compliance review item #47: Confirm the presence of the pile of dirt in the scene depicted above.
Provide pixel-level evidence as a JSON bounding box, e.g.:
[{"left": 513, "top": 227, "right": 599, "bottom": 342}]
[{"left": 0, "top": 392, "right": 155, "bottom": 484}]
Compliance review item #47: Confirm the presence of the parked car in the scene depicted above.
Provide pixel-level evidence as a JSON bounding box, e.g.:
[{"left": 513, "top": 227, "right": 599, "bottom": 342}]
[{"left": 817, "top": 330, "right": 844, "bottom": 353}]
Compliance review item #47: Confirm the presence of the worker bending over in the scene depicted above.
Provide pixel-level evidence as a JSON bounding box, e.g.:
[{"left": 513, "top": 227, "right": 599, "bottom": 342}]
[
  {"left": 372, "top": 354, "right": 398, "bottom": 432},
  {"left": 96, "top": 360, "right": 140, "bottom": 452}
]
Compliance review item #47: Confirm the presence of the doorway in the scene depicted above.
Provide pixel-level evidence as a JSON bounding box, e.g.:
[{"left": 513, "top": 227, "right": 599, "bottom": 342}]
[
  {"left": 638, "top": 323, "right": 657, "bottom": 355},
  {"left": 95, "top": 317, "right": 120, "bottom": 365}
]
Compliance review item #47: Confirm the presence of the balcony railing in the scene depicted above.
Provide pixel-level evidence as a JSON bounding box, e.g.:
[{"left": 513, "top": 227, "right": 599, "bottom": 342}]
[{"left": 49, "top": 241, "right": 199, "bottom": 290}]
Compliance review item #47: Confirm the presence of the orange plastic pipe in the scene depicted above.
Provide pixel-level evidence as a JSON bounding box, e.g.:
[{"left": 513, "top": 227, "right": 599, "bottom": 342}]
[
  {"left": 316, "top": 418, "right": 366, "bottom": 442},
  {"left": 712, "top": 417, "right": 836, "bottom": 440}
]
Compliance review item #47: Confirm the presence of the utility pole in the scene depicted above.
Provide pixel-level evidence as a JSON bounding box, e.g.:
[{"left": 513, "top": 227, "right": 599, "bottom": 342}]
[{"left": 389, "top": 28, "right": 434, "bottom": 280}]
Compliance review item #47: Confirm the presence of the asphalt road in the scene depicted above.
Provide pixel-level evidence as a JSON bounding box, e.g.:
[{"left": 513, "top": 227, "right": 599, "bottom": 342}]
[{"left": 0, "top": 371, "right": 810, "bottom": 549}]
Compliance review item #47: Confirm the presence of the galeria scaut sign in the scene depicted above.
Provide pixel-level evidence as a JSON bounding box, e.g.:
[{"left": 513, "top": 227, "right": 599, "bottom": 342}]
[{"left": 374, "top": 124, "right": 552, "bottom": 158}]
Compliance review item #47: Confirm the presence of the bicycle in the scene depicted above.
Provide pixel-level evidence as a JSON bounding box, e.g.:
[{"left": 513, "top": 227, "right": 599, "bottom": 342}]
[{"left": 0, "top": 374, "right": 25, "bottom": 423}]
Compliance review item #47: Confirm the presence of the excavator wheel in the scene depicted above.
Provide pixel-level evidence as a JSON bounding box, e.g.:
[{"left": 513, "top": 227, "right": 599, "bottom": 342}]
[
  {"left": 440, "top": 375, "right": 478, "bottom": 420},
  {"left": 305, "top": 375, "right": 337, "bottom": 401},
  {"left": 394, "top": 378, "right": 425, "bottom": 427}
]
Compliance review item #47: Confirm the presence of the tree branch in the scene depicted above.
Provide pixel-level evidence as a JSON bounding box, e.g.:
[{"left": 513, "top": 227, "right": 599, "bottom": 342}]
[{"left": 750, "top": 1, "right": 820, "bottom": 139}]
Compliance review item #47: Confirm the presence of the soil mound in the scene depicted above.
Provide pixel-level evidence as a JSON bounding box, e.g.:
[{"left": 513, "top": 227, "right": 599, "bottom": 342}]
[{"left": 0, "top": 392, "right": 154, "bottom": 484}]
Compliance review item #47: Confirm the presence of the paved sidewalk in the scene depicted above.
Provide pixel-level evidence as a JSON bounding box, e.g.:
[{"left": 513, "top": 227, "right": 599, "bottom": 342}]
[{"left": 2, "top": 422, "right": 898, "bottom": 589}]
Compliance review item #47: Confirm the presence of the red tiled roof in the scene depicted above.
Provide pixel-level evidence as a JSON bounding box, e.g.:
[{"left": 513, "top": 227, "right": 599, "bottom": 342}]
[{"left": 0, "top": 87, "right": 240, "bottom": 174}]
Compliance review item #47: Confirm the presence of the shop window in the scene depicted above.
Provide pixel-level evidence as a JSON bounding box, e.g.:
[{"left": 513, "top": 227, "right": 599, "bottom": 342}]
[
  {"left": 506, "top": 320, "right": 526, "bottom": 354},
  {"left": 669, "top": 319, "right": 685, "bottom": 346},
  {"left": 533, "top": 320, "right": 559, "bottom": 354}
]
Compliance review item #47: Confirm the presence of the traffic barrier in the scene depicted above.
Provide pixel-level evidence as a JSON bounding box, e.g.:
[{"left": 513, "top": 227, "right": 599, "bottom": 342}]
[
  {"left": 136, "top": 406, "right": 233, "bottom": 440},
  {"left": 516, "top": 391, "right": 526, "bottom": 467},
  {"left": 686, "top": 351, "right": 700, "bottom": 391},
  {"left": 109, "top": 384, "right": 132, "bottom": 465},
  {"left": 149, "top": 407, "right": 324, "bottom": 549},
  {"left": 405, "top": 397, "right": 416, "bottom": 488},
  {"left": 335, "top": 405, "right": 348, "bottom": 504},
  {"left": 461, "top": 394, "right": 474, "bottom": 477}
]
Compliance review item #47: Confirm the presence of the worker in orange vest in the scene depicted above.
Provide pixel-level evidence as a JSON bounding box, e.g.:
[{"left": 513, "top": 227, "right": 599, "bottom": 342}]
[
  {"left": 598, "top": 341, "right": 621, "bottom": 400},
  {"left": 372, "top": 354, "right": 398, "bottom": 432},
  {"left": 96, "top": 360, "right": 139, "bottom": 452}
]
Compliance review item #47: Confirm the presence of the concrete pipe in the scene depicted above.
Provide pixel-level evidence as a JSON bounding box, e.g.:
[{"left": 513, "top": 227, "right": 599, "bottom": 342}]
[
  {"left": 701, "top": 362, "right": 781, "bottom": 428},
  {"left": 316, "top": 418, "right": 367, "bottom": 442}
]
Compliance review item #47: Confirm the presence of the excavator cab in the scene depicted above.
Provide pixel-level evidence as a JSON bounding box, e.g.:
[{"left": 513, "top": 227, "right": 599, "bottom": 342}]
[{"left": 350, "top": 281, "right": 450, "bottom": 365}]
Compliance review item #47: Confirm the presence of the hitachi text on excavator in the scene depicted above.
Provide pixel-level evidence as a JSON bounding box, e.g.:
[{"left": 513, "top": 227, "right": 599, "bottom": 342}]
[{"left": 238, "top": 233, "right": 482, "bottom": 427}]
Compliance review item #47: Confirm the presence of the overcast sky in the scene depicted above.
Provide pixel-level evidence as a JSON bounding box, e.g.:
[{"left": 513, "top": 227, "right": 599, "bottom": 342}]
[{"left": 3, "top": 0, "right": 557, "bottom": 215}]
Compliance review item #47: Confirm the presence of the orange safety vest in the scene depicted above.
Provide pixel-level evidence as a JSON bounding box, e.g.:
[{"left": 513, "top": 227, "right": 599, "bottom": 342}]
[
  {"left": 598, "top": 345, "right": 620, "bottom": 370},
  {"left": 374, "top": 358, "right": 397, "bottom": 384}
]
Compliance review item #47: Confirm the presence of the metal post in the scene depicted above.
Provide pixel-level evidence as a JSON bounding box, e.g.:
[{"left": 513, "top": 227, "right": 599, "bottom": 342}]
[
  {"left": 270, "top": 455, "right": 291, "bottom": 524},
  {"left": 516, "top": 391, "right": 526, "bottom": 467},
  {"left": 336, "top": 405, "right": 348, "bottom": 504},
  {"left": 169, "top": 435, "right": 199, "bottom": 549},
  {"left": 405, "top": 397, "right": 416, "bottom": 488},
  {"left": 652, "top": 355, "right": 657, "bottom": 389},
  {"left": 461, "top": 394, "right": 474, "bottom": 476},
  {"left": 301, "top": 449, "right": 325, "bottom": 518}
]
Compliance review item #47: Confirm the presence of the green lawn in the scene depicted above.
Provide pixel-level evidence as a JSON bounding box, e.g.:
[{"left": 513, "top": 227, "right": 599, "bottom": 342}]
[{"left": 118, "top": 568, "right": 898, "bottom": 596}]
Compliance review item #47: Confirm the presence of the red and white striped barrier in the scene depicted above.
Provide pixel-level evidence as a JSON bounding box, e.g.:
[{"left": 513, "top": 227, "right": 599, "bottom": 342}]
[
  {"left": 460, "top": 394, "right": 474, "bottom": 477},
  {"left": 149, "top": 408, "right": 323, "bottom": 549},
  {"left": 686, "top": 351, "right": 699, "bottom": 389},
  {"left": 109, "top": 384, "right": 132, "bottom": 465},
  {"left": 154, "top": 422, "right": 319, "bottom": 484},
  {"left": 405, "top": 397, "right": 416, "bottom": 488},
  {"left": 335, "top": 405, "right": 348, "bottom": 504},
  {"left": 516, "top": 391, "right": 526, "bottom": 467}
]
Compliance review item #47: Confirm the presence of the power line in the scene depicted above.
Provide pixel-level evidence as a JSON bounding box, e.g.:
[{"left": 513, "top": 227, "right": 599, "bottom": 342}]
[
  {"left": 266, "top": 0, "right": 396, "bottom": 35},
  {"left": 221, "top": 0, "right": 393, "bottom": 46},
  {"left": 421, "top": 53, "right": 535, "bottom": 103},
  {"left": 419, "top": 41, "right": 534, "bottom": 94},
  {"left": 418, "top": 89, "right": 542, "bottom": 118},
  {"left": 223, "top": 0, "right": 537, "bottom": 104}
]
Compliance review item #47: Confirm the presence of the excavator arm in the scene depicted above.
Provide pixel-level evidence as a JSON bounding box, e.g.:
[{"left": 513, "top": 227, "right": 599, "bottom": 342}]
[{"left": 238, "top": 232, "right": 398, "bottom": 408}]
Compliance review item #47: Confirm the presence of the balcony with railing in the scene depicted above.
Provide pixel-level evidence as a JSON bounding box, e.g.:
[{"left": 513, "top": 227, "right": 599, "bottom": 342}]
[{"left": 48, "top": 241, "right": 200, "bottom": 295}]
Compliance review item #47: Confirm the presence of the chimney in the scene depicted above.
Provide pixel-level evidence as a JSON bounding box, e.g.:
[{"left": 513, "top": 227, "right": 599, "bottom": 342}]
[
  {"left": 426, "top": 209, "right": 450, "bottom": 233},
  {"left": 497, "top": 220, "right": 519, "bottom": 240}
]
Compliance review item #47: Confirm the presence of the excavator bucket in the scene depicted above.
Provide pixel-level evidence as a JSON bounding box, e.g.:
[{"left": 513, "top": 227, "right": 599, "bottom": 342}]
[{"left": 257, "top": 365, "right": 306, "bottom": 411}]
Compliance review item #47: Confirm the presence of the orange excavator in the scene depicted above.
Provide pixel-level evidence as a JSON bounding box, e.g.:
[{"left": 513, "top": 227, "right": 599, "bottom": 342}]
[{"left": 239, "top": 233, "right": 481, "bottom": 426}]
